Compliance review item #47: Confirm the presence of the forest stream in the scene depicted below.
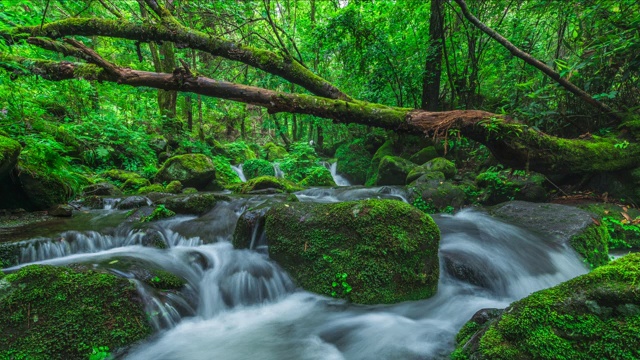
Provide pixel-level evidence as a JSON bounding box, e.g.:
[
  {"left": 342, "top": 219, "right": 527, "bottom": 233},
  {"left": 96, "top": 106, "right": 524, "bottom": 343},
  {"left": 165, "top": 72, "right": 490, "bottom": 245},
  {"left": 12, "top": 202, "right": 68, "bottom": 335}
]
[{"left": 2, "top": 182, "right": 587, "bottom": 360}]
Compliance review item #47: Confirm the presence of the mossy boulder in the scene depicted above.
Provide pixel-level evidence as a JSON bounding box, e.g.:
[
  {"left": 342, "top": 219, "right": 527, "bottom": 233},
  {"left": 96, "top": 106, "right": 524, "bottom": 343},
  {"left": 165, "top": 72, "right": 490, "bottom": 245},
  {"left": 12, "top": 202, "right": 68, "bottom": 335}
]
[
  {"left": 265, "top": 200, "right": 440, "bottom": 304},
  {"left": 374, "top": 155, "right": 415, "bottom": 186},
  {"left": 409, "top": 146, "right": 438, "bottom": 165},
  {"left": 579, "top": 203, "right": 640, "bottom": 250},
  {"left": 366, "top": 140, "right": 395, "bottom": 185},
  {"left": 16, "top": 165, "right": 69, "bottom": 210},
  {"left": 453, "top": 254, "right": 640, "bottom": 360},
  {"left": 476, "top": 169, "right": 547, "bottom": 205},
  {"left": 121, "top": 177, "right": 150, "bottom": 193},
  {"left": 239, "top": 176, "right": 303, "bottom": 194},
  {"left": 157, "top": 193, "right": 230, "bottom": 215},
  {"left": 299, "top": 166, "right": 336, "bottom": 187},
  {"left": 406, "top": 167, "right": 446, "bottom": 184},
  {"left": 155, "top": 154, "right": 216, "bottom": 190},
  {"left": 0, "top": 135, "right": 21, "bottom": 179},
  {"left": 423, "top": 157, "right": 457, "bottom": 179},
  {"left": 116, "top": 196, "right": 151, "bottom": 210},
  {"left": 82, "top": 182, "right": 123, "bottom": 196},
  {"left": 411, "top": 179, "right": 466, "bottom": 212},
  {"left": 0, "top": 265, "right": 152, "bottom": 360},
  {"left": 263, "top": 142, "right": 288, "bottom": 161},
  {"left": 164, "top": 180, "right": 183, "bottom": 194},
  {"left": 334, "top": 139, "right": 372, "bottom": 184},
  {"left": 243, "top": 159, "right": 275, "bottom": 180},
  {"left": 491, "top": 201, "right": 610, "bottom": 268},
  {"left": 137, "top": 183, "right": 165, "bottom": 194}
]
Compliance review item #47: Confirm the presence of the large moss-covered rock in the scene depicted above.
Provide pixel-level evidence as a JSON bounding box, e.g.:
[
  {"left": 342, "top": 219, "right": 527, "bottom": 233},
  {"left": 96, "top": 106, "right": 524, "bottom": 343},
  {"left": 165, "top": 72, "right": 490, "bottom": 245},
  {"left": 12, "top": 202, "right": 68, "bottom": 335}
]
[
  {"left": 409, "top": 146, "right": 438, "bottom": 165},
  {"left": 411, "top": 179, "right": 466, "bottom": 212},
  {"left": 491, "top": 201, "right": 610, "bottom": 268},
  {"left": 299, "top": 166, "right": 336, "bottom": 187},
  {"left": 224, "top": 141, "right": 257, "bottom": 164},
  {"left": 16, "top": 165, "right": 69, "bottom": 210},
  {"left": 334, "top": 139, "right": 372, "bottom": 184},
  {"left": 265, "top": 200, "right": 440, "bottom": 304},
  {"left": 0, "top": 135, "right": 21, "bottom": 179},
  {"left": 366, "top": 140, "right": 395, "bottom": 185},
  {"left": 453, "top": 254, "right": 640, "bottom": 360},
  {"left": 239, "top": 176, "right": 302, "bottom": 194},
  {"left": 423, "top": 157, "right": 457, "bottom": 179},
  {"left": 476, "top": 169, "right": 547, "bottom": 205},
  {"left": 263, "top": 142, "right": 288, "bottom": 161},
  {"left": 375, "top": 155, "right": 415, "bottom": 185},
  {"left": 243, "top": 159, "right": 275, "bottom": 180},
  {"left": 0, "top": 265, "right": 151, "bottom": 360},
  {"left": 155, "top": 154, "right": 216, "bottom": 190},
  {"left": 82, "top": 182, "right": 123, "bottom": 196}
]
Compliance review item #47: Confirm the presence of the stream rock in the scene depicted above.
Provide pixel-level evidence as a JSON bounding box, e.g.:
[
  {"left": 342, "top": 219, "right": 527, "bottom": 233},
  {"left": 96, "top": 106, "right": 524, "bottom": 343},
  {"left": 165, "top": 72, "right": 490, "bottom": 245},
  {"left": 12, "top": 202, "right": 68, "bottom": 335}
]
[
  {"left": 453, "top": 254, "right": 640, "bottom": 359},
  {"left": 158, "top": 193, "right": 230, "bottom": 215},
  {"left": 0, "top": 265, "right": 152, "bottom": 359},
  {"left": 491, "top": 201, "right": 609, "bottom": 268},
  {"left": 155, "top": 154, "right": 217, "bottom": 190},
  {"left": 116, "top": 196, "right": 152, "bottom": 210},
  {"left": 334, "top": 139, "right": 372, "bottom": 184},
  {"left": 264, "top": 199, "right": 440, "bottom": 304}
]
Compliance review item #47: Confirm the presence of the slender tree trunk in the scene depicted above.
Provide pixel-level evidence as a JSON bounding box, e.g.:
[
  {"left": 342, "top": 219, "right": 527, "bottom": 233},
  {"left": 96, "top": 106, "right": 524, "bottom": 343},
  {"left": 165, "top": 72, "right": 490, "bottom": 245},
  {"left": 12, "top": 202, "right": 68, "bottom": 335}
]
[
  {"left": 453, "top": 0, "right": 621, "bottom": 122},
  {"left": 422, "top": 0, "right": 444, "bottom": 111}
]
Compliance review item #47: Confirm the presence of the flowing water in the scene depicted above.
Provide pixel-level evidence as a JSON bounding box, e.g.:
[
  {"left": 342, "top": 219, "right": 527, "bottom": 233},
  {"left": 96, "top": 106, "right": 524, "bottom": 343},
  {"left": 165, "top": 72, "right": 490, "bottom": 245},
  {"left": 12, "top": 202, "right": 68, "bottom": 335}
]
[
  {"left": 322, "top": 161, "right": 352, "bottom": 186},
  {"left": 2, "top": 190, "right": 588, "bottom": 359},
  {"left": 231, "top": 165, "right": 247, "bottom": 182}
]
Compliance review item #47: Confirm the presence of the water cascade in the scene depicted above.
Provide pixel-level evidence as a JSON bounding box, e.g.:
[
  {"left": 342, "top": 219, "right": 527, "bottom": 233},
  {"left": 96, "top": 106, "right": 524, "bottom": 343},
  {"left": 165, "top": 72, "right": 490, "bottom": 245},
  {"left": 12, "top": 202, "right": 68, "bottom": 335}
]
[
  {"left": 2, "top": 191, "right": 588, "bottom": 359},
  {"left": 322, "top": 161, "right": 351, "bottom": 186},
  {"left": 231, "top": 165, "right": 247, "bottom": 182},
  {"left": 273, "top": 163, "right": 285, "bottom": 178}
]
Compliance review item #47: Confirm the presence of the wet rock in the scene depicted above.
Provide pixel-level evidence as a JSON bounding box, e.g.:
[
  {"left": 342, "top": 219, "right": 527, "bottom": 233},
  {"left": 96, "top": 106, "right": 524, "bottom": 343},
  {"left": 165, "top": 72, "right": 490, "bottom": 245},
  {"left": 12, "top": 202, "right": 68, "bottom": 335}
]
[
  {"left": 0, "top": 135, "right": 21, "bottom": 179},
  {"left": 158, "top": 193, "right": 230, "bottom": 215},
  {"left": 408, "top": 146, "right": 438, "bottom": 165},
  {"left": 116, "top": 196, "right": 152, "bottom": 210},
  {"left": 423, "top": 157, "right": 457, "bottom": 179},
  {"left": 49, "top": 204, "right": 73, "bottom": 217},
  {"left": 233, "top": 207, "right": 270, "bottom": 250},
  {"left": 82, "top": 182, "right": 122, "bottom": 196},
  {"left": 17, "top": 164, "right": 69, "bottom": 210},
  {"left": 491, "top": 201, "right": 609, "bottom": 268},
  {"left": 453, "top": 254, "right": 640, "bottom": 359},
  {"left": 441, "top": 251, "right": 506, "bottom": 292}
]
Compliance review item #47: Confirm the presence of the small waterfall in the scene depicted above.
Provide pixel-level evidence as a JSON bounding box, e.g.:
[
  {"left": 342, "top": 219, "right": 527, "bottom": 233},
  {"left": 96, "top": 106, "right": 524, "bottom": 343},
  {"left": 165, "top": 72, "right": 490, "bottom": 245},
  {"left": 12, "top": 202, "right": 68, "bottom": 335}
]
[
  {"left": 322, "top": 161, "right": 351, "bottom": 186},
  {"left": 103, "top": 198, "right": 120, "bottom": 210},
  {"left": 273, "top": 163, "right": 284, "bottom": 178},
  {"left": 231, "top": 165, "right": 247, "bottom": 182}
]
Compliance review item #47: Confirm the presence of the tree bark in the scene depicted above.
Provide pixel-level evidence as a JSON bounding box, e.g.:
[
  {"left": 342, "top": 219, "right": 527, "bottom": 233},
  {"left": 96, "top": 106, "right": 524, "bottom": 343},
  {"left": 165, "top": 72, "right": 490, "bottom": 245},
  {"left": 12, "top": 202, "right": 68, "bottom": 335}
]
[
  {"left": 3, "top": 53, "right": 637, "bottom": 177},
  {"left": 453, "top": 0, "right": 621, "bottom": 122},
  {"left": 2, "top": 17, "right": 350, "bottom": 101},
  {"left": 422, "top": 0, "right": 444, "bottom": 111}
]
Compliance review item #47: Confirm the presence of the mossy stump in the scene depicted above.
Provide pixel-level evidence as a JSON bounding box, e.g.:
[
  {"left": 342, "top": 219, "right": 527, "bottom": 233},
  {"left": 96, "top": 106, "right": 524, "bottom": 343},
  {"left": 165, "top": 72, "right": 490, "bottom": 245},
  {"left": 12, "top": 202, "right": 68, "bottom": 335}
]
[{"left": 265, "top": 199, "right": 440, "bottom": 304}]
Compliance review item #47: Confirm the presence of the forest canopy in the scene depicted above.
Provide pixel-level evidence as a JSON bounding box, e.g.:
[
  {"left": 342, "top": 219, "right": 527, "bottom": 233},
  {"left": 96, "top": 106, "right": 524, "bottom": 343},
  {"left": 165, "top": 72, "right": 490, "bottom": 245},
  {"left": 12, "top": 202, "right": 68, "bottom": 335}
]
[{"left": 0, "top": 0, "right": 639, "bottom": 204}]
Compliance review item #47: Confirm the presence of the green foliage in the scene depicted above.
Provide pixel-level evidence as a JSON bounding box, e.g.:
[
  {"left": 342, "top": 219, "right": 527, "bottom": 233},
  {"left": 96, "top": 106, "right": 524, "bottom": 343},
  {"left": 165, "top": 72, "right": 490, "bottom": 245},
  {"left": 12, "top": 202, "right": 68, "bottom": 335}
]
[
  {"left": 224, "top": 141, "right": 256, "bottom": 164},
  {"left": 330, "top": 272, "right": 353, "bottom": 298},
  {"left": 140, "top": 205, "right": 176, "bottom": 223},
  {"left": 279, "top": 142, "right": 323, "bottom": 184},
  {"left": 88, "top": 346, "right": 110, "bottom": 360},
  {"left": 242, "top": 159, "right": 275, "bottom": 180},
  {"left": 412, "top": 196, "right": 436, "bottom": 214}
]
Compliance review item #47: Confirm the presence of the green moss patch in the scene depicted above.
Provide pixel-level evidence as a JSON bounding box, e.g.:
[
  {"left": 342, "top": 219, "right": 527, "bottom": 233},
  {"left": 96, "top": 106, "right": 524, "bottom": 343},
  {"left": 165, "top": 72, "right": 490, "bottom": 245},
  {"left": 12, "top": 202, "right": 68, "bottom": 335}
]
[
  {"left": 239, "top": 176, "right": 302, "bottom": 194},
  {"left": 265, "top": 199, "right": 440, "bottom": 304},
  {"left": 454, "top": 253, "right": 640, "bottom": 359},
  {"left": 0, "top": 265, "right": 152, "bottom": 360}
]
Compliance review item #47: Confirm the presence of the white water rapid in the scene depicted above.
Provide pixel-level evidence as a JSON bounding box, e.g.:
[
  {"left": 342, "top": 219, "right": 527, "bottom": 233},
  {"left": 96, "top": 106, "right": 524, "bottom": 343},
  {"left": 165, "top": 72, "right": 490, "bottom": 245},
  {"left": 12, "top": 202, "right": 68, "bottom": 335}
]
[
  {"left": 231, "top": 165, "right": 247, "bottom": 182},
  {"left": 2, "top": 192, "right": 588, "bottom": 359}
]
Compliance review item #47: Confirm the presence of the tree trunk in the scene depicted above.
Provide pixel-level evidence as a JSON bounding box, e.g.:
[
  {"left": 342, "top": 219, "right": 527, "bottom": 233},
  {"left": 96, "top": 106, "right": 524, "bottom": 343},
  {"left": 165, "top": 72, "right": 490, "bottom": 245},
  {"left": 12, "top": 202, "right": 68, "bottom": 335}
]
[
  {"left": 452, "top": 0, "right": 621, "bottom": 122},
  {"left": 422, "top": 0, "right": 444, "bottom": 111}
]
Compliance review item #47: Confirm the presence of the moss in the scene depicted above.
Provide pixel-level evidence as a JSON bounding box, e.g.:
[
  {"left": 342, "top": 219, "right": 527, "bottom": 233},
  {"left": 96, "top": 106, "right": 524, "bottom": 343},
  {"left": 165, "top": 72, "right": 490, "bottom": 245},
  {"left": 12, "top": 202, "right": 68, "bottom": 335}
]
[
  {"left": 164, "top": 180, "right": 183, "bottom": 194},
  {"left": 455, "top": 254, "right": 640, "bottom": 359},
  {"left": 121, "top": 177, "right": 150, "bottom": 193},
  {"left": 265, "top": 200, "right": 440, "bottom": 304},
  {"left": 158, "top": 193, "right": 229, "bottom": 215},
  {"left": 139, "top": 205, "right": 176, "bottom": 223},
  {"left": 423, "top": 157, "right": 456, "bottom": 179},
  {"left": 300, "top": 166, "right": 336, "bottom": 187},
  {"left": 243, "top": 159, "right": 275, "bottom": 180},
  {"left": 408, "top": 146, "right": 438, "bottom": 165},
  {"left": 569, "top": 222, "right": 610, "bottom": 269},
  {"left": 263, "top": 142, "right": 288, "bottom": 161},
  {"left": 334, "top": 139, "right": 372, "bottom": 184},
  {"left": 144, "top": 269, "right": 186, "bottom": 290},
  {"left": 365, "top": 140, "right": 395, "bottom": 186},
  {"left": 374, "top": 155, "right": 415, "bottom": 185},
  {"left": 239, "top": 176, "right": 303, "bottom": 194},
  {"left": 223, "top": 141, "right": 257, "bottom": 164},
  {"left": 182, "top": 187, "right": 197, "bottom": 194},
  {"left": 155, "top": 154, "right": 216, "bottom": 190},
  {"left": 0, "top": 135, "right": 21, "bottom": 179},
  {"left": 0, "top": 265, "right": 151, "bottom": 360},
  {"left": 137, "top": 183, "right": 165, "bottom": 195},
  {"left": 580, "top": 203, "right": 640, "bottom": 250},
  {"left": 16, "top": 164, "right": 70, "bottom": 210}
]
